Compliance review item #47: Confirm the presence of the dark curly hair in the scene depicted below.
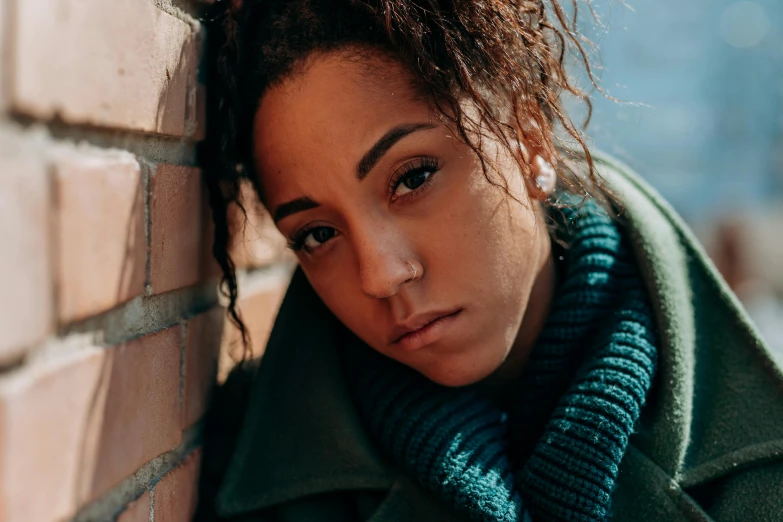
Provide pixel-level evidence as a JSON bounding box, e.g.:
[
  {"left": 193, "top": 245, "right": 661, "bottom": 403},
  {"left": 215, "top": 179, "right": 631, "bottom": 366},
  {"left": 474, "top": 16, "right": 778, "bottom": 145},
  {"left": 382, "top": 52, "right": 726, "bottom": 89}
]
[{"left": 201, "top": 0, "right": 609, "bottom": 355}]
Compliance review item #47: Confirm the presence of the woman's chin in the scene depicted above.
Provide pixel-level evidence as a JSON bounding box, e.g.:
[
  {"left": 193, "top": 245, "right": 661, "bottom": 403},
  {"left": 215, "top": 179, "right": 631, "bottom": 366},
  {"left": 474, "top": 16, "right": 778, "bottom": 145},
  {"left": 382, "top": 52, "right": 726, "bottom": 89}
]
[{"left": 417, "top": 355, "right": 505, "bottom": 388}]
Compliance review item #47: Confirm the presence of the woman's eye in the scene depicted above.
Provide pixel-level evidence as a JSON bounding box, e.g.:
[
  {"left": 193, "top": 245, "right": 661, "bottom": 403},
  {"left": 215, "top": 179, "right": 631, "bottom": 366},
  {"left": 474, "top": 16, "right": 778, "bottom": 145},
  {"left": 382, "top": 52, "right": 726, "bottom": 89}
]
[
  {"left": 394, "top": 167, "right": 433, "bottom": 196},
  {"left": 302, "top": 226, "right": 336, "bottom": 250}
]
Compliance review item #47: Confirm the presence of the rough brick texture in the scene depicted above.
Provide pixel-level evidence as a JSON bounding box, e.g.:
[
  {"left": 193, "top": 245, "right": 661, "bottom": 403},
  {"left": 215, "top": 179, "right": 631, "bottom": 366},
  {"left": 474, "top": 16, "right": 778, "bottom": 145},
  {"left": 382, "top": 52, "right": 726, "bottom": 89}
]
[
  {"left": 182, "top": 308, "right": 224, "bottom": 429},
  {"left": 150, "top": 164, "right": 205, "bottom": 294},
  {"left": 153, "top": 449, "right": 202, "bottom": 522},
  {"left": 91, "top": 327, "right": 183, "bottom": 500},
  {"left": 117, "top": 491, "right": 151, "bottom": 522},
  {"left": 0, "top": 1, "right": 294, "bottom": 520},
  {"left": 0, "top": 328, "right": 182, "bottom": 521},
  {"left": 0, "top": 347, "right": 107, "bottom": 522},
  {"left": 10, "top": 0, "right": 201, "bottom": 137},
  {"left": 55, "top": 149, "right": 146, "bottom": 323},
  {"left": 0, "top": 139, "right": 52, "bottom": 365}
]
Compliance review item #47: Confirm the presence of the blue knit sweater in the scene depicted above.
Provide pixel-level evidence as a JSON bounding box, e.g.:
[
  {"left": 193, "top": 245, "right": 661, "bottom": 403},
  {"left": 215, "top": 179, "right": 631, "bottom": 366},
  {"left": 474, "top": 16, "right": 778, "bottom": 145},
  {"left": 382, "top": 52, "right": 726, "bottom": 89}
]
[{"left": 342, "top": 197, "right": 658, "bottom": 521}]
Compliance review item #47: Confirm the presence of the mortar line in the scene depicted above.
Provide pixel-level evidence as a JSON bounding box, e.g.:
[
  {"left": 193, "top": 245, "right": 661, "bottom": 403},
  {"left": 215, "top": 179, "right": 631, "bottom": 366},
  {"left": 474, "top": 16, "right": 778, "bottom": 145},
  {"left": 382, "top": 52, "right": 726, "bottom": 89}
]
[
  {"left": 148, "top": 487, "right": 155, "bottom": 522},
  {"left": 140, "top": 160, "right": 154, "bottom": 297},
  {"left": 150, "top": 0, "right": 202, "bottom": 28},
  {"left": 72, "top": 422, "right": 203, "bottom": 522},
  {"left": 57, "top": 279, "right": 221, "bottom": 347},
  {"left": 9, "top": 116, "right": 200, "bottom": 166},
  {"left": 46, "top": 261, "right": 295, "bottom": 349}
]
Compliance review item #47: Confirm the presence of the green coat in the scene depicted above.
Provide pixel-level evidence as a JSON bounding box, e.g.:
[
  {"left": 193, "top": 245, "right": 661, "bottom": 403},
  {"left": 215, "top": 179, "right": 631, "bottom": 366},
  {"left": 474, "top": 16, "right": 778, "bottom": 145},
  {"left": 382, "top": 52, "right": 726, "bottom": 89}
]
[{"left": 198, "top": 154, "right": 783, "bottom": 522}]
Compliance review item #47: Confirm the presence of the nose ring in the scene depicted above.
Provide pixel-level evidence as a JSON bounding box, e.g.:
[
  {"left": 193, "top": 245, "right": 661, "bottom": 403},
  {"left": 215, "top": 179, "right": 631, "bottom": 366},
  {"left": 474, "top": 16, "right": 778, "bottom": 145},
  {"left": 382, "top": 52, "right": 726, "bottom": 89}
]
[{"left": 407, "top": 261, "right": 418, "bottom": 282}]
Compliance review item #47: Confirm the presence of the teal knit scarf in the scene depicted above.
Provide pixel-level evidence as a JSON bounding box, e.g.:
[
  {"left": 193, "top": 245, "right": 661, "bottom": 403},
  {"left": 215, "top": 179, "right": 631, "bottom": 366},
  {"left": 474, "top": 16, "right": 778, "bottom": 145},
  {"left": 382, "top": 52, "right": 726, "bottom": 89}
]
[{"left": 341, "top": 197, "right": 658, "bottom": 521}]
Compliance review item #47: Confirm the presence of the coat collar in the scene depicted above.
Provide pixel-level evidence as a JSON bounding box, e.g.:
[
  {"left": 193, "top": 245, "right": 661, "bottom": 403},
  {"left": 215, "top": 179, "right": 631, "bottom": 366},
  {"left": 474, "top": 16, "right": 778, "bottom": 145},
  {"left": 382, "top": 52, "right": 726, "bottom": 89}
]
[
  {"left": 216, "top": 152, "right": 783, "bottom": 518},
  {"left": 593, "top": 151, "right": 783, "bottom": 486},
  {"left": 214, "top": 268, "right": 395, "bottom": 517}
]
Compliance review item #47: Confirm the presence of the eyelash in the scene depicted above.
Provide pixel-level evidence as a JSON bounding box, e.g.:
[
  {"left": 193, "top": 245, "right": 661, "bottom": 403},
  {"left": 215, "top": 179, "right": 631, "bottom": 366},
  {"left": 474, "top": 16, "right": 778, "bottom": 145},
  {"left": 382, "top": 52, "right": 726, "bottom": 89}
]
[
  {"left": 288, "top": 225, "right": 323, "bottom": 252},
  {"left": 288, "top": 157, "right": 442, "bottom": 253},
  {"left": 388, "top": 157, "right": 441, "bottom": 201}
]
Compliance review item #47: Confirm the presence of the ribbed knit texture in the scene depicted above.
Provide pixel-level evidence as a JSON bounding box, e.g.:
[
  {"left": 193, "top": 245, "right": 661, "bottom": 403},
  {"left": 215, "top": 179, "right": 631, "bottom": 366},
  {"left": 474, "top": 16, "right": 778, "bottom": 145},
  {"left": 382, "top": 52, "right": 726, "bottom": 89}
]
[{"left": 342, "top": 197, "right": 658, "bottom": 522}]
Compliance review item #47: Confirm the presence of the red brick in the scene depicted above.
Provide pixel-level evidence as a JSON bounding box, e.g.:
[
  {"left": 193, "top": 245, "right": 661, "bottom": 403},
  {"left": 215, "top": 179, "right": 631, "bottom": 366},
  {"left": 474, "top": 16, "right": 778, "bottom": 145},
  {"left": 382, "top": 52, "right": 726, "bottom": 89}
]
[
  {"left": 118, "top": 491, "right": 151, "bottom": 522},
  {"left": 91, "top": 327, "right": 183, "bottom": 499},
  {"left": 0, "top": 330, "right": 181, "bottom": 519},
  {"left": 0, "top": 347, "right": 106, "bottom": 522},
  {"left": 10, "top": 0, "right": 200, "bottom": 137},
  {"left": 218, "top": 276, "right": 289, "bottom": 382},
  {"left": 54, "top": 150, "right": 146, "bottom": 322},
  {"left": 228, "top": 181, "right": 290, "bottom": 269},
  {"left": 153, "top": 450, "right": 201, "bottom": 522},
  {"left": 149, "top": 165, "right": 205, "bottom": 294},
  {"left": 182, "top": 308, "right": 224, "bottom": 429},
  {"left": 0, "top": 146, "right": 52, "bottom": 364}
]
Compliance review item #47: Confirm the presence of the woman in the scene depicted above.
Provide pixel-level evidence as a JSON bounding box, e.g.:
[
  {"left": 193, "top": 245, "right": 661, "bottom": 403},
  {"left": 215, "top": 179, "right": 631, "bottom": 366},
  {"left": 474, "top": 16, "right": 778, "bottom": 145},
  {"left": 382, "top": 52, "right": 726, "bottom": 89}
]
[{"left": 196, "top": 1, "right": 783, "bottom": 521}]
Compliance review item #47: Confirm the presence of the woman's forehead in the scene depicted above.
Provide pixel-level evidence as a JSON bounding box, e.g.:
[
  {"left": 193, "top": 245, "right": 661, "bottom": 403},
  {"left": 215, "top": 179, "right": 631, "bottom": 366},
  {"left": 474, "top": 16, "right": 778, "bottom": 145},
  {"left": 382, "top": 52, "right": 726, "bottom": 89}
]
[
  {"left": 252, "top": 53, "right": 434, "bottom": 195},
  {"left": 255, "top": 53, "right": 426, "bottom": 143}
]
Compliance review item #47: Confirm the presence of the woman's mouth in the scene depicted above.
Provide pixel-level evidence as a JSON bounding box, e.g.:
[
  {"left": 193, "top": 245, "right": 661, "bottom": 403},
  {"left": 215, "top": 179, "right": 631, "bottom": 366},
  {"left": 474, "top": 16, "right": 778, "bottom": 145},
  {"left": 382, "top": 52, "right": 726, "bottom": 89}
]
[{"left": 391, "top": 308, "right": 463, "bottom": 352}]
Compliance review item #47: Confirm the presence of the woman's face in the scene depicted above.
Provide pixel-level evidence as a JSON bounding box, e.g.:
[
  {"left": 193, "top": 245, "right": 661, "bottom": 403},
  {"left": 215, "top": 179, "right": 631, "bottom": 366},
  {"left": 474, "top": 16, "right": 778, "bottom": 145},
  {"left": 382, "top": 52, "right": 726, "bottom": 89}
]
[{"left": 253, "top": 52, "right": 553, "bottom": 387}]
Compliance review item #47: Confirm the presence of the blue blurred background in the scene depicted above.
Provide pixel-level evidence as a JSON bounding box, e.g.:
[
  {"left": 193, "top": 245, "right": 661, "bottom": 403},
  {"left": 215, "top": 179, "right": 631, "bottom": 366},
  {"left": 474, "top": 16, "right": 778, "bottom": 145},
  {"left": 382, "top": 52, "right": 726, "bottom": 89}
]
[{"left": 578, "top": 0, "right": 783, "bottom": 357}]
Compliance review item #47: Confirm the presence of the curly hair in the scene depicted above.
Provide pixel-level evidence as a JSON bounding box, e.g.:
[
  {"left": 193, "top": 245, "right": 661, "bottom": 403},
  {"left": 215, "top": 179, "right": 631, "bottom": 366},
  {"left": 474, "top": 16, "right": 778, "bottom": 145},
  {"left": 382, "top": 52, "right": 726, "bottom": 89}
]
[{"left": 201, "top": 0, "right": 608, "bottom": 356}]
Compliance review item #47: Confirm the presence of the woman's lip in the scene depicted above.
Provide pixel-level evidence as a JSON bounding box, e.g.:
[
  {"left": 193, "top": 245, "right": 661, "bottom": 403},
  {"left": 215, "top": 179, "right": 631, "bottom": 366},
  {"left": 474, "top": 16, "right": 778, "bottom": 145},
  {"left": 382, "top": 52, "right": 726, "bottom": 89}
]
[{"left": 393, "top": 309, "right": 463, "bottom": 352}]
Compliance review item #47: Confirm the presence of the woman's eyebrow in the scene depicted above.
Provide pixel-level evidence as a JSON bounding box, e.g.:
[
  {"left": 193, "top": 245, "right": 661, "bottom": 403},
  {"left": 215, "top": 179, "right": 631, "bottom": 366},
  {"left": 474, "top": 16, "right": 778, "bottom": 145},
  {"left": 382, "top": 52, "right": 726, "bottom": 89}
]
[
  {"left": 273, "top": 122, "right": 437, "bottom": 223},
  {"left": 273, "top": 196, "right": 319, "bottom": 223},
  {"left": 356, "top": 122, "right": 437, "bottom": 180}
]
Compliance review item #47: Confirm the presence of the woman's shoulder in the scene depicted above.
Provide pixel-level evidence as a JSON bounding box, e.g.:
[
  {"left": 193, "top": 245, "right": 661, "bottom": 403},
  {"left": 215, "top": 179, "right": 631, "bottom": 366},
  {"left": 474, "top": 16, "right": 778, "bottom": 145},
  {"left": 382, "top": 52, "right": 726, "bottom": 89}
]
[{"left": 594, "top": 151, "right": 783, "bottom": 516}]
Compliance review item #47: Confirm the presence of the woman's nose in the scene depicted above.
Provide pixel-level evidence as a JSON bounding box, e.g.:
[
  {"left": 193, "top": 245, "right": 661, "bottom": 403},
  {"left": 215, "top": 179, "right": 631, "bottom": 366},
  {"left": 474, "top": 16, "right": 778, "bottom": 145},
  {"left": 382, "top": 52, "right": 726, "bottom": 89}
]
[{"left": 354, "top": 226, "right": 415, "bottom": 299}]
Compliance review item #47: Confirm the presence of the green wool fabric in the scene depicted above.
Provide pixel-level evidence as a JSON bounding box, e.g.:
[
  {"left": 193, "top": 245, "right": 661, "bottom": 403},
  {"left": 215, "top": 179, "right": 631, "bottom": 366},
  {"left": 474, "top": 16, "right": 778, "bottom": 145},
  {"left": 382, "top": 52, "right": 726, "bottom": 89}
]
[{"left": 342, "top": 198, "right": 658, "bottom": 522}]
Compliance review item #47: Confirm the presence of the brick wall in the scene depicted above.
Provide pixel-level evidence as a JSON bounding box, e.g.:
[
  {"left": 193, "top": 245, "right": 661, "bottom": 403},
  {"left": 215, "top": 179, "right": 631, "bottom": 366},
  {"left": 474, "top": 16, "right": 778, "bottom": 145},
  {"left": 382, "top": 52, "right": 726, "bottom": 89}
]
[{"left": 0, "top": 1, "right": 293, "bottom": 521}]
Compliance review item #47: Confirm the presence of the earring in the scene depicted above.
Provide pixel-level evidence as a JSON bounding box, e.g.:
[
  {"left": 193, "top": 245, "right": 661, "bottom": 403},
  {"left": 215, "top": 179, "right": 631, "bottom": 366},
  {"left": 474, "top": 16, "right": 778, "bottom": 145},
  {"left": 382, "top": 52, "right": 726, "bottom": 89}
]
[{"left": 532, "top": 155, "right": 556, "bottom": 196}]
